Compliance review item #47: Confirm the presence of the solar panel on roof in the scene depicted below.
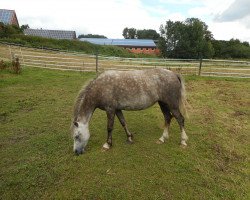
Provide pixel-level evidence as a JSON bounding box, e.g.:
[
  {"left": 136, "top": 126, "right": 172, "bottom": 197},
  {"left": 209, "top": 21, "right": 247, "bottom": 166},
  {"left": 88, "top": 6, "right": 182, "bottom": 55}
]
[
  {"left": 24, "top": 29, "right": 76, "bottom": 40},
  {"left": 0, "top": 9, "right": 13, "bottom": 25},
  {"left": 79, "top": 38, "right": 156, "bottom": 47}
]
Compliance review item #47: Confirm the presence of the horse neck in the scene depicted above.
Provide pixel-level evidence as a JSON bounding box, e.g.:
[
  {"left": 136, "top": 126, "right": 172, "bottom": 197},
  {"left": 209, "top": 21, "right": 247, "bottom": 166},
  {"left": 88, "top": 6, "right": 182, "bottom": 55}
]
[{"left": 76, "top": 100, "right": 95, "bottom": 125}]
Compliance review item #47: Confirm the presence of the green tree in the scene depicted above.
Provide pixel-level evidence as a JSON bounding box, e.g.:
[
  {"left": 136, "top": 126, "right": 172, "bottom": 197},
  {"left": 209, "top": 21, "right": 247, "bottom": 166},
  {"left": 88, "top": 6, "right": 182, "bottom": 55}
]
[
  {"left": 212, "top": 39, "right": 250, "bottom": 59},
  {"left": 122, "top": 27, "right": 137, "bottom": 39},
  {"left": 20, "top": 24, "right": 29, "bottom": 31},
  {"left": 123, "top": 27, "right": 160, "bottom": 40},
  {"left": 122, "top": 27, "right": 129, "bottom": 39},
  {"left": 242, "top": 41, "right": 249, "bottom": 47},
  {"left": 159, "top": 18, "right": 214, "bottom": 58},
  {"left": 157, "top": 37, "right": 168, "bottom": 57},
  {"left": 160, "top": 20, "right": 184, "bottom": 57},
  {"left": 137, "top": 29, "right": 160, "bottom": 40}
]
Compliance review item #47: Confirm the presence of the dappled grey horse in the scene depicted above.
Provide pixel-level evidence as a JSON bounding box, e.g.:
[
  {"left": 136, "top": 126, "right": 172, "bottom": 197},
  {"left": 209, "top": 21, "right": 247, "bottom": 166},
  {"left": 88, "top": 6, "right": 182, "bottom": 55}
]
[{"left": 71, "top": 68, "right": 188, "bottom": 155}]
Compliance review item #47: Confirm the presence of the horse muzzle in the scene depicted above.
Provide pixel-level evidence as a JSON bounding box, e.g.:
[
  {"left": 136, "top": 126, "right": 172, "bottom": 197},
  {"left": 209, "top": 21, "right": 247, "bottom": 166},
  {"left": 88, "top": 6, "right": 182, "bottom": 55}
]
[{"left": 74, "top": 148, "right": 84, "bottom": 156}]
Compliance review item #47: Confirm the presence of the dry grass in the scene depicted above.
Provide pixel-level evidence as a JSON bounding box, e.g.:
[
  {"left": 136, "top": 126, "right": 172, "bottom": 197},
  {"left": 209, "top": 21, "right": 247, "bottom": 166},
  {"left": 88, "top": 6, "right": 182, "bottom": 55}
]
[{"left": 2, "top": 44, "right": 249, "bottom": 77}]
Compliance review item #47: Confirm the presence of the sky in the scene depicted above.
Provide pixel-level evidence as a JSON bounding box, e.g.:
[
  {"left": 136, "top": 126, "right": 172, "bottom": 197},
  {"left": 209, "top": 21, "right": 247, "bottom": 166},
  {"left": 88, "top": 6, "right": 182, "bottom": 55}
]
[{"left": 1, "top": 0, "right": 250, "bottom": 42}]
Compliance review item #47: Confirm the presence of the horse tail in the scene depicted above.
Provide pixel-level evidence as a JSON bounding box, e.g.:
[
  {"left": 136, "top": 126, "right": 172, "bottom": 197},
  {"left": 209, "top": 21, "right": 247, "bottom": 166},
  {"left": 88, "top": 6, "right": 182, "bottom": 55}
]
[{"left": 176, "top": 74, "right": 189, "bottom": 118}]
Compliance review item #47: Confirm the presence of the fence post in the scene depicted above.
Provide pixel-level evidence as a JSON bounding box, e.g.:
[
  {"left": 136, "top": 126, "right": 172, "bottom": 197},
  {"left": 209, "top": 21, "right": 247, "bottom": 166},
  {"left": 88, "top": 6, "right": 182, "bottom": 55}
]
[
  {"left": 19, "top": 47, "right": 24, "bottom": 64},
  {"left": 8, "top": 45, "right": 12, "bottom": 61},
  {"left": 198, "top": 54, "right": 203, "bottom": 76},
  {"left": 95, "top": 50, "right": 99, "bottom": 73}
]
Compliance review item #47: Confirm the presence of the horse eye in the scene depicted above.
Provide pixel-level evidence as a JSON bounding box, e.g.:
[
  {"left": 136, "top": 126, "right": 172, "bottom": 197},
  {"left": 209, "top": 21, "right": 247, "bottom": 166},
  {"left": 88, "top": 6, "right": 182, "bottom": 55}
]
[
  {"left": 75, "top": 135, "right": 80, "bottom": 140},
  {"left": 74, "top": 122, "right": 79, "bottom": 127}
]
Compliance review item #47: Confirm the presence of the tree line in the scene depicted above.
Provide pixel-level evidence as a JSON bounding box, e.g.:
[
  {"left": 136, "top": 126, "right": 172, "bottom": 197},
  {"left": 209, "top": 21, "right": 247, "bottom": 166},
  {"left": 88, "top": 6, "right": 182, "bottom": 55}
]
[
  {"left": 1, "top": 20, "right": 249, "bottom": 59},
  {"left": 122, "top": 27, "right": 160, "bottom": 40},
  {"left": 123, "top": 18, "right": 250, "bottom": 59}
]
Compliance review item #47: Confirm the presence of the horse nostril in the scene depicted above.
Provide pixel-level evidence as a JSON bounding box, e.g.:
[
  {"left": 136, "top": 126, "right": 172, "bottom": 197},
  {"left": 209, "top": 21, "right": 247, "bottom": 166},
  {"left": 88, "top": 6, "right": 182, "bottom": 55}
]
[
  {"left": 74, "top": 149, "right": 79, "bottom": 156},
  {"left": 74, "top": 149, "right": 84, "bottom": 156}
]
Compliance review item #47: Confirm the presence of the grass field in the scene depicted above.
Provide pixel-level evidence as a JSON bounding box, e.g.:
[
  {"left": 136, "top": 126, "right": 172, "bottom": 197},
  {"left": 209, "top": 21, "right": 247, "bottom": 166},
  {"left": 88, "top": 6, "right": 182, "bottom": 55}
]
[{"left": 0, "top": 67, "right": 249, "bottom": 199}]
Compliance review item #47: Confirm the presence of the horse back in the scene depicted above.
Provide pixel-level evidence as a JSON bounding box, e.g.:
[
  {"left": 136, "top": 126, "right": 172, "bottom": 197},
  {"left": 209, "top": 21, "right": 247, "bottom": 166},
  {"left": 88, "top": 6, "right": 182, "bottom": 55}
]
[{"left": 88, "top": 69, "right": 181, "bottom": 110}]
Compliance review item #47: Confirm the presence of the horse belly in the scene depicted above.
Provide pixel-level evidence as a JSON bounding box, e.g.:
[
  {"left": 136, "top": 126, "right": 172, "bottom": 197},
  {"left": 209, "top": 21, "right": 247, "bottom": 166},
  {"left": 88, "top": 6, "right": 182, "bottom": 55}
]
[{"left": 117, "top": 93, "right": 158, "bottom": 111}]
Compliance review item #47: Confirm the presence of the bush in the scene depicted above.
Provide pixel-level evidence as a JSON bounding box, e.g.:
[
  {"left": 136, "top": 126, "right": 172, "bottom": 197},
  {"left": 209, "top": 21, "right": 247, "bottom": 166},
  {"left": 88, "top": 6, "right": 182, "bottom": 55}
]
[
  {"left": 0, "top": 60, "right": 11, "bottom": 70},
  {"left": 0, "top": 59, "right": 21, "bottom": 74},
  {"left": 12, "top": 57, "right": 21, "bottom": 74},
  {"left": 0, "top": 23, "right": 23, "bottom": 38}
]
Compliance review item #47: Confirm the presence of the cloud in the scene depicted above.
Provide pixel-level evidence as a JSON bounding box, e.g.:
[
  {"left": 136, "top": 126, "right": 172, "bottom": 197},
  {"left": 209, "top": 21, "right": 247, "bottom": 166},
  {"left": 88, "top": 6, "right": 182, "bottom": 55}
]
[
  {"left": 208, "top": 21, "right": 250, "bottom": 42},
  {"left": 0, "top": 0, "right": 249, "bottom": 42},
  {"left": 159, "top": 0, "right": 199, "bottom": 5},
  {"left": 214, "top": 0, "right": 250, "bottom": 22},
  {"left": 1, "top": 0, "right": 168, "bottom": 38}
]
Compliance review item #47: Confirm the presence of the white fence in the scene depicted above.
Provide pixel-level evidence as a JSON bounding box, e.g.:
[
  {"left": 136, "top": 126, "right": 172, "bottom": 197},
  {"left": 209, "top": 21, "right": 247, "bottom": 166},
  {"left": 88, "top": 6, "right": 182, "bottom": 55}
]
[{"left": 1, "top": 43, "right": 250, "bottom": 78}]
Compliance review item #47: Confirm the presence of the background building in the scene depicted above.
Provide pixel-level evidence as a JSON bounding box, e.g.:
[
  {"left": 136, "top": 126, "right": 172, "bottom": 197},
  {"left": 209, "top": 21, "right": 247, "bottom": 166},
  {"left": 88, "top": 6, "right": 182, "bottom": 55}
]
[
  {"left": 0, "top": 9, "right": 19, "bottom": 27},
  {"left": 80, "top": 38, "right": 159, "bottom": 55},
  {"left": 24, "top": 28, "right": 76, "bottom": 40}
]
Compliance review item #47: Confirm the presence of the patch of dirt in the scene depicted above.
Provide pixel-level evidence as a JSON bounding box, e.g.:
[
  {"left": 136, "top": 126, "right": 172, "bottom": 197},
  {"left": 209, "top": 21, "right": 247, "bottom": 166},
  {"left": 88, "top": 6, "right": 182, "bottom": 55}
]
[
  {"left": 199, "top": 107, "right": 215, "bottom": 125},
  {"left": 212, "top": 144, "right": 247, "bottom": 172},
  {"left": 16, "top": 98, "right": 38, "bottom": 112},
  {"left": 232, "top": 110, "right": 248, "bottom": 117},
  {"left": 0, "top": 112, "right": 8, "bottom": 122}
]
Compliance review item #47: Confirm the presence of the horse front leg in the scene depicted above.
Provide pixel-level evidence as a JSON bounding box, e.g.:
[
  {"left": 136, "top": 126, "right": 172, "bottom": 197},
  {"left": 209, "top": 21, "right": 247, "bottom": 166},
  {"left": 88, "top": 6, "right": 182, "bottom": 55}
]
[{"left": 102, "top": 110, "right": 115, "bottom": 151}]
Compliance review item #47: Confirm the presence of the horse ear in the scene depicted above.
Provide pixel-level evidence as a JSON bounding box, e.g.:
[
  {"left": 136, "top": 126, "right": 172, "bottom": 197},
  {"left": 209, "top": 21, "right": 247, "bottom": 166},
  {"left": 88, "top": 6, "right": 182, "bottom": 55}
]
[{"left": 74, "top": 122, "right": 79, "bottom": 127}]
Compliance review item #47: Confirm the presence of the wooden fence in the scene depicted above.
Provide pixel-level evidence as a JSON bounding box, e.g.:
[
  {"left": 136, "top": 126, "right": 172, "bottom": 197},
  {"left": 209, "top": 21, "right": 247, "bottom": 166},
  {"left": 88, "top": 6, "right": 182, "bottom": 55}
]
[{"left": 1, "top": 42, "right": 250, "bottom": 78}]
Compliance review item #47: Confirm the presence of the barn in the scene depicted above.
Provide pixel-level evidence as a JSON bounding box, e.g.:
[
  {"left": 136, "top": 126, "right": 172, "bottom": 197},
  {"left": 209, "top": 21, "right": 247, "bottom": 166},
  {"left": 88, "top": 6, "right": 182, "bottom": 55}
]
[
  {"left": 0, "top": 9, "right": 19, "bottom": 27},
  {"left": 79, "top": 38, "right": 160, "bottom": 55}
]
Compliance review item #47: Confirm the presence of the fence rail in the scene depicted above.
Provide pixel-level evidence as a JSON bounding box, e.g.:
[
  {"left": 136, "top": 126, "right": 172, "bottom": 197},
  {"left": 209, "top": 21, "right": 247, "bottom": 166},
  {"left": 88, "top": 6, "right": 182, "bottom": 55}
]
[{"left": 0, "top": 43, "right": 249, "bottom": 78}]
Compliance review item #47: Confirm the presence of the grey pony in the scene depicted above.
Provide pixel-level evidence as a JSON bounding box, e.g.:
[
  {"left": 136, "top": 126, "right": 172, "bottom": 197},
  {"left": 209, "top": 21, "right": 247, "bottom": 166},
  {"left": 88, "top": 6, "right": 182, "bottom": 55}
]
[{"left": 71, "top": 68, "right": 188, "bottom": 155}]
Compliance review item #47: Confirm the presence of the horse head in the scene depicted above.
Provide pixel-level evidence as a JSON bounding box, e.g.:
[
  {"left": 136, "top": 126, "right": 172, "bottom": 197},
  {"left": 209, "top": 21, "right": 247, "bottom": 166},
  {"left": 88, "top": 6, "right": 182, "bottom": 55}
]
[{"left": 72, "top": 121, "right": 90, "bottom": 155}]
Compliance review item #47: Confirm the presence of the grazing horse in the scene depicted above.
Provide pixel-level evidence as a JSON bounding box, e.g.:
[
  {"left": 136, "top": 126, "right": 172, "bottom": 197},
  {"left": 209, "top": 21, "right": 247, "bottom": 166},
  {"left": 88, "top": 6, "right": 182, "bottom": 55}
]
[{"left": 71, "top": 68, "right": 188, "bottom": 155}]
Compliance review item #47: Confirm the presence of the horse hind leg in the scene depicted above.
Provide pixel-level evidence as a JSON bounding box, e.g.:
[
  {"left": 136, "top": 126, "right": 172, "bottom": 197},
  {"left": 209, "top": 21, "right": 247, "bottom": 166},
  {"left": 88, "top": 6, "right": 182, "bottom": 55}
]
[
  {"left": 171, "top": 108, "right": 188, "bottom": 147},
  {"left": 157, "top": 102, "right": 172, "bottom": 144},
  {"left": 116, "top": 110, "right": 133, "bottom": 144}
]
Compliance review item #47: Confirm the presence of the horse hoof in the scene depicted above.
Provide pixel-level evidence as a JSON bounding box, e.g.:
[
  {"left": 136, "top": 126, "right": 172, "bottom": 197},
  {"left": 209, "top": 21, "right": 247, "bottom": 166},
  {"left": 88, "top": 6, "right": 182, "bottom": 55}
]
[
  {"left": 156, "top": 140, "right": 164, "bottom": 144},
  {"left": 101, "top": 147, "right": 110, "bottom": 152},
  {"left": 180, "top": 141, "right": 187, "bottom": 148},
  {"left": 126, "top": 140, "right": 134, "bottom": 144},
  {"left": 102, "top": 143, "right": 111, "bottom": 152}
]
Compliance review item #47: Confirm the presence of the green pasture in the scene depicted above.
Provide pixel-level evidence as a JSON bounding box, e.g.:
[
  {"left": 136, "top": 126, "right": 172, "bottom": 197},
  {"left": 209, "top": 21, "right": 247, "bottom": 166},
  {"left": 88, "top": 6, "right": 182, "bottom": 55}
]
[{"left": 0, "top": 67, "right": 249, "bottom": 199}]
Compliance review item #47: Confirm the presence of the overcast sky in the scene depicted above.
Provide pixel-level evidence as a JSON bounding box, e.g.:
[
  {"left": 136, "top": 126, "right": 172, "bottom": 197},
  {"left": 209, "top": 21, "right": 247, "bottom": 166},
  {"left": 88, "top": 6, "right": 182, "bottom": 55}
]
[{"left": 1, "top": 0, "right": 250, "bottom": 42}]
